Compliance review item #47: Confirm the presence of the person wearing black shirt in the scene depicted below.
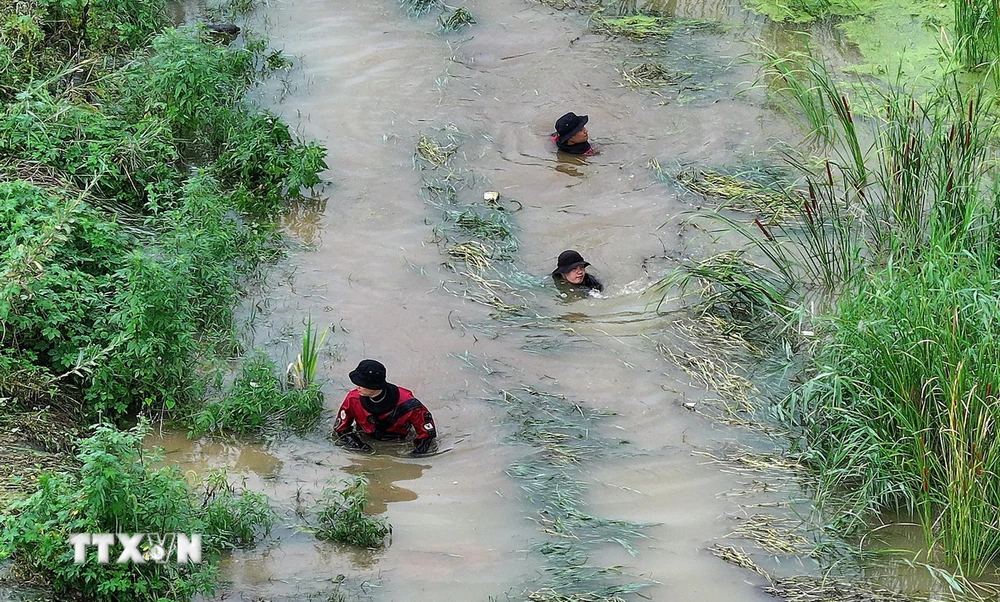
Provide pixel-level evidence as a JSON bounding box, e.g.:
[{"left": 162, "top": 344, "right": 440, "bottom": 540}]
[
  {"left": 551, "top": 250, "right": 603, "bottom": 293},
  {"left": 551, "top": 112, "right": 594, "bottom": 155}
]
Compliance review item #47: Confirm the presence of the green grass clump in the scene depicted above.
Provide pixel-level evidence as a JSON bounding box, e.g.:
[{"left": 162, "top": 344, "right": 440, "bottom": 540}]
[
  {"left": 452, "top": 210, "right": 513, "bottom": 240},
  {"left": 287, "top": 315, "right": 329, "bottom": 390},
  {"left": 593, "top": 14, "right": 674, "bottom": 39},
  {"left": 0, "top": 422, "right": 274, "bottom": 602},
  {"left": 954, "top": 0, "right": 1000, "bottom": 71},
  {"left": 315, "top": 478, "right": 392, "bottom": 548},
  {"left": 594, "top": 14, "right": 722, "bottom": 39},
  {"left": 189, "top": 353, "right": 323, "bottom": 437},
  {"left": 793, "top": 252, "right": 1000, "bottom": 571},
  {"left": 741, "top": 0, "right": 860, "bottom": 23}
]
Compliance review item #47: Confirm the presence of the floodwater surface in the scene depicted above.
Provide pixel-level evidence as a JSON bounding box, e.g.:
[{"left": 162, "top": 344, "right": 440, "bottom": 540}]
[{"left": 147, "top": 0, "right": 961, "bottom": 601}]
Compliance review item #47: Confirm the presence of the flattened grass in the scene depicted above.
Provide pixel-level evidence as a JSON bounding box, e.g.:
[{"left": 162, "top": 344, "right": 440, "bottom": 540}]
[{"left": 676, "top": 169, "right": 803, "bottom": 223}]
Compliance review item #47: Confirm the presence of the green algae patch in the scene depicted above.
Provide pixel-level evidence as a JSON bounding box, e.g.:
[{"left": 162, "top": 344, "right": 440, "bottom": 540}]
[
  {"left": 743, "top": 0, "right": 862, "bottom": 24},
  {"left": 836, "top": 0, "right": 954, "bottom": 79}
]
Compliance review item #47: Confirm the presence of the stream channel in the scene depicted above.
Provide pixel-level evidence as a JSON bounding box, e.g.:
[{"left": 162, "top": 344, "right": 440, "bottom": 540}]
[{"left": 150, "top": 0, "right": 966, "bottom": 600}]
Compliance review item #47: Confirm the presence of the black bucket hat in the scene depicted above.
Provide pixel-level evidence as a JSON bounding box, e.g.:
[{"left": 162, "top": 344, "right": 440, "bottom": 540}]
[
  {"left": 554, "top": 112, "right": 589, "bottom": 145},
  {"left": 552, "top": 250, "right": 590, "bottom": 277},
  {"left": 349, "top": 359, "right": 387, "bottom": 390}
]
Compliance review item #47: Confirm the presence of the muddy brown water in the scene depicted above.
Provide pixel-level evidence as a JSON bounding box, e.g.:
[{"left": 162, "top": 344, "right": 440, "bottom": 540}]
[{"left": 144, "top": 1, "right": 957, "bottom": 601}]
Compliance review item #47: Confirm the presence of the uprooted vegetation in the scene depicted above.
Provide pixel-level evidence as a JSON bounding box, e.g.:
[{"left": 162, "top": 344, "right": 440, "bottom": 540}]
[
  {"left": 415, "top": 127, "right": 540, "bottom": 317},
  {"left": 452, "top": 351, "right": 654, "bottom": 601}
]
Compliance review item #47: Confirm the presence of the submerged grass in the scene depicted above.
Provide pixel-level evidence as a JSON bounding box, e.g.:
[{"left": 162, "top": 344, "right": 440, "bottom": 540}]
[
  {"left": 676, "top": 169, "right": 803, "bottom": 223},
  {"left": 452, "top": 351, "right": 653, "bottom": 600},
  {"left": 416, "top": 127, "right": 533, "bottom": 317},
  {"left": 439, "top": 6, "right": 476, "bottom": 31},
  {"left": 593, "top": 14, "right": 723, "bottom": 40},
  {"left": 617, "top": 62, "right": 692, "bottom": 89},
  {"left": 495, "top": 386, "right": 651, "bottom": 595}
]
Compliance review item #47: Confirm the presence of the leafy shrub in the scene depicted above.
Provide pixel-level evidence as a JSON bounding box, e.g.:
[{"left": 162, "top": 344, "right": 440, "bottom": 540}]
[
  {"left": 315, "top": 478, "right": 392, "bottom": 548},
  {"left": 189, "top": 352, "right": 323, "bottom": 436},
  {"left": 211, "top": 108, "right": 327, "bottom": 218},
  {"left": 0, "top": 90, "right": 180, "bottom": 207},
  {"left": 0, "top": 181, "right": 131, "bottom": 375},
  {"left": 119, "top": 25, "right": 256, "bottom": 143},
  {"left": 0, "top": 421, "right": 274, "bottom": 601},
  {"left": 1, "top": 12, "right": 327, "bottom": 422}
]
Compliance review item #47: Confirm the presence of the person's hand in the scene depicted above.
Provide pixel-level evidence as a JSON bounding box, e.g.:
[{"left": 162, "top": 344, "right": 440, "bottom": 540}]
[
  {"left": 338, "top": 432, "right": 373, "bottom": 452},
  {"left": 412, "top": 437, "right": 434, "bottom": 455}
]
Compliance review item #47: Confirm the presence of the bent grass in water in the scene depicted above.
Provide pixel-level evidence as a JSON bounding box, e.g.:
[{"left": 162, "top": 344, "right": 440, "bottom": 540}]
[{"left": 314, "top": 477, "right": 392, "bottom": 548}]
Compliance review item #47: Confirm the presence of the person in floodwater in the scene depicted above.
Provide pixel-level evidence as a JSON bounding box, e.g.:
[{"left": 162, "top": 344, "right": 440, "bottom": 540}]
[
  {"left": 552, "top": 250, "right": 603, "bottom": 293},
  {"left": 551, "top": 112, "right": 594, "bottom": 155},
  {"left": 334, "top": 359, "right": 437, "bottom": 455}
]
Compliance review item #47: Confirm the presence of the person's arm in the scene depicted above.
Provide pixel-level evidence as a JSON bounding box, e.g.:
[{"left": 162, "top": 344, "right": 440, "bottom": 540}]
[
  {"left": 333, "top": 395, "right": 372, "bottom": 451},
  {"left": 404, "top": 401, "right": 437, "bottom": 454}
]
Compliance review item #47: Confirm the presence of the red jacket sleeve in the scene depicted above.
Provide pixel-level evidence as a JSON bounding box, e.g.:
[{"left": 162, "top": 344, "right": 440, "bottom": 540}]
[
  {"left": 333, "top": 393, "right": 358, "bottom": 434},
  {"left": 406, "top": 403, "right": 437, "bottom": 441}
]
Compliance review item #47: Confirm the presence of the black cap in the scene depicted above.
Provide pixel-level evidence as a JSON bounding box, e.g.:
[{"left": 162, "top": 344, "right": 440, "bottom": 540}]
[
  {"left": 554, "top": 112, "right": 589, "bottom": 145},
  {"left": 349, "top": 359, "right": 387, "bottom": 390},
  {"left": 552, "top": 250, "right": 590, "bottom": 277}
]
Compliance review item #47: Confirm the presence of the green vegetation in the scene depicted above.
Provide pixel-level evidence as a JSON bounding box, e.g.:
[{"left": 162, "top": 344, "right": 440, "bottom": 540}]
[
  {"left": 0, "top": 422, "right": 274, "bottom": 602},
  {"left": 1, "top": 2, "right": 325, "bottom": 596},
  {"left": 664, "top": 52, "right": 1000, "bottom": 573},
  {"left": 1, "top": 5, "right": 326, "bottom": 422},
  {"left": 741, "top": 0, "right": 860, "bottom": 23},
  {"left": 955, "top": 0, "right": 1000, "bottom": 71},
  {"left": 287, "top": 315, "right": 329, "bottom": 391},
  {"left": 314, "top": 477, "right": 392, "bottom": 548},
  {"left": 189, "top": 352, "right": 323, "bottom": 436}
]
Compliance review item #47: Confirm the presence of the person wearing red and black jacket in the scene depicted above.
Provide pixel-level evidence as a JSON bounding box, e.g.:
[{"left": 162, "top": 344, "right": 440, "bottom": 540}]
[{"left": 334, "top": 359, "right": 437, "bottom": 455}]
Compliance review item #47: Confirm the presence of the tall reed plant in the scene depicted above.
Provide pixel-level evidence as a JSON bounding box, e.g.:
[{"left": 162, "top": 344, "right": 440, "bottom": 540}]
[
  {"left": 287, "top": 315, "right": 327, "bottom": 390},
  {"left": 954, "top": 0, "right": 1000, "bottom": 72}
]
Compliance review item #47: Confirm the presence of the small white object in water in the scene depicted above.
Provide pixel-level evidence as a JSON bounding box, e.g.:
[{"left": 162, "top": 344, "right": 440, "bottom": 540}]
[
  {"left": 483, "top": 191, "right": 500, "bottom": 202},
  {"left": 683, "top": 402, "right": 696, "bottom": 410}
]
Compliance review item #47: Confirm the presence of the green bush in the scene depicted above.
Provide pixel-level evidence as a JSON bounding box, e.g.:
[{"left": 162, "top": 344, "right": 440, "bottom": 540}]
[
  {"left": 1, "top": 8, "right": 327, "bottom": 422},
  {"left": 0, "top": 422, "right": 274, "bottom": 602},
  {"left": 189, "top": 353, "right": 323, "bottom": 436},
  {"left": 212, "top": 108, "right": 327, "bottom": 218},
  {"left": 119, "top": 26, "right": 254, "bottom": 143},
  {"left": 315, "top": 478, "right": 392, "bottom": 548},
  {"left": 0, "top": 90, "right": 180, "bottom": 207},
  {"left": 0, "top": 181, "right": 131, "bottom": 374}
]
